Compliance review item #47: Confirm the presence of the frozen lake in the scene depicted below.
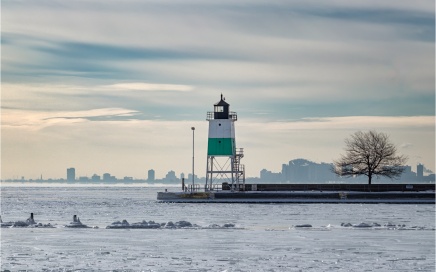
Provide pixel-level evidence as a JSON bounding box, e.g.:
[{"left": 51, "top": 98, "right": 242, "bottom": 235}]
[{"left": 1, "top": 186, "right": 435, "bottom": 271}]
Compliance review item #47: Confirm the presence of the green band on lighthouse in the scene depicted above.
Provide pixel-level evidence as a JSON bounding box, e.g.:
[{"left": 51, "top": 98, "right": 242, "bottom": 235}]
[{"left": 207, "top": 138, "right": 235, "bottom": 156}]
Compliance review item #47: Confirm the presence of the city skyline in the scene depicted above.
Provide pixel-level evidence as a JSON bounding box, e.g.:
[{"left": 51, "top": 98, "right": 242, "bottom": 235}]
[
  {"left": 2, "top": 1, "right": 435, "bottom": 180},
  {"left": 4, "top": 158, "right": 434, "bottom": 183}
]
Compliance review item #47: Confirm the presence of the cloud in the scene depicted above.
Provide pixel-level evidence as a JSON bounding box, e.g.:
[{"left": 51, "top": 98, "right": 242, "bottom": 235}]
[
  {"left": 401, "top": 143, "right": 414, "bottom": 149},
  {"left": 2, "top": 108, "right": 141, "bottom": 130},
  {"left": 2, "top": 0, "right": 434, "bottom": 108},
  {"left": 0, "top": 82, "right": 202, "bottom": 117},
  {"left": 239, "top": 116, "right": 435, "bottom": 134},
  {"left": 104, "top": 83, "right": 194, "bottom": 92},
  {"left": 33, "top": 40, "right": 240, "bottom": 62}
]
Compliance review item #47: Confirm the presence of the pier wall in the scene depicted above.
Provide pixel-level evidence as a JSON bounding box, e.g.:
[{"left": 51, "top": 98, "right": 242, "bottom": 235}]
[{"left": 222, "top": 183, "right": 435, "bottom": 192}]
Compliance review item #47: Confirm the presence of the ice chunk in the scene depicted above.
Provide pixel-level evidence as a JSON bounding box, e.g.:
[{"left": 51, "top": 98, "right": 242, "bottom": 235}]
[
  {"left": 13, "top": 221, "right": 30, "bottom": 227},
  {"left": 0, "top": 216, "right": 14, "bottom": 228},
  {"left": 353, "top": 223, "right": 372, "bottom": 228},
  {"left": 295, "top": 224, "right": 312, "bottom": 228},
  {"left": 106, "top": 219, "right": 161, "bottom": 229},
  {"left": 105, "top": 219, "right": 231, "bottom": 229},
  {"left": 175, "top": 221, "right": 193, "bottom": 228},
  {"left": 35, "top": 223, "right": 54, "bottom": 228},
  {"left": 65, "top": 215, "right": 89, "bottom": 228},
  {"left": 0, "top": 221, "right": 14, "bottom": 228},
  {"left": 106, "top": 220, "right": 130, "bottom": 229},
  {"left": 146, "top": 220, "right": 161, "bottom": 228},
  {"left": 130, "top": 220, "right": 161, "bottom": 229},
  {"left": 384, "top": 222, "right": 396, "bottom": 228},
  {"left": 9, "top": 213, "right": 38, "bottom": 228},
  {"left": 205, "top": 223, "right": 237, "bottom": 229},
  {"left": 164, "top": 221, "right": 176, "bottom": 229}
]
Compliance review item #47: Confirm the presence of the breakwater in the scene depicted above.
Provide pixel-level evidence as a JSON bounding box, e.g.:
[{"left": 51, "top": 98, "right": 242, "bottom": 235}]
[
  {"left": 157, "top": 183, "right": 435, "bottom": 203},
  {"left": 222, "top": 183, "right": 435, "bottom": 192}
]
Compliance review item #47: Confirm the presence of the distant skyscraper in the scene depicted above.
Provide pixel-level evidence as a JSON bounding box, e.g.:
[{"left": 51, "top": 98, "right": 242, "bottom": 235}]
[
  {"left": 103, "top": 173, "right": 112, "bottom": 182},
  {"left": 417, "top": 164, "right": 424, "bottom": 181},
  {"left": 281, "top": 159, "right": 336, "bottom": 182},
  {"left": 67, "top": 168, "right": 75, "bottom": 182},
  {"left": 91, "top": 174, "right": 101, "bottom": 181},
  {"left": 148, "top": 169, "right": 155, "bottom": 181},
  {"left": 165, "top": 170, "right": 177, "bottom": 182}
]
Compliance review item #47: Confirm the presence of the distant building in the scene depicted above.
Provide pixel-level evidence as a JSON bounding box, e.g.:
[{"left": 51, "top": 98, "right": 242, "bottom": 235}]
[
  {"left": 103, "top": 173, "right": 116, "bottom": 182},
  {"left": 103, "top": 173, "right": 111, "bottom": 181},
  {"left": 281, "top": 159, "right": 336, "bottom": 182},
  {"left": 148, "top": 169, "right": 155, "bottom": 182},
  {"left": 260, "top": 169, "right": 282, "bottom": 182},
  {"left": 417, "top": 164, "right": 424, "bottom": 181},
  {"left": 67, "top": 168, "right": 75, "bottom": 182},
  {"left": 91, "top": 174, "right": 101, "bottom": 181},
  {"left": 398, "top": 166, "right": 416, "bottom": 182},
  {"left": 165, "top": 170, "right": 177, "bottom": 182},
  {"left": 79, "top": 176, "right": 89, "bottom": 182},
  {"left": 187, "top": 174, "right": 198, "bottom": 182}
]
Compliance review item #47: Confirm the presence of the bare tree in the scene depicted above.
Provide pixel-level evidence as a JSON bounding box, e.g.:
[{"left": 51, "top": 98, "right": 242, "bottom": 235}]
[{"left": 333, "top": 130, "right": 407, "bottom": 185}]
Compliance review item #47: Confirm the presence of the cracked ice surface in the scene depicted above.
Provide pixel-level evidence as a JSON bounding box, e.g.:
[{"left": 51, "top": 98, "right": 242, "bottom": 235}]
[{"left": 1, "top": 186, "right": 434, "bottom": 271}]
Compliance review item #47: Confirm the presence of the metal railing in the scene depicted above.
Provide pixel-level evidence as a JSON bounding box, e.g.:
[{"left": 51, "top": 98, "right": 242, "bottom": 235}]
[
  {"left": 187, "top": 184, "right": 200, "bottom": 192},
  {"left": 206, "top": 112, "right": 238, "bottom": 121}
]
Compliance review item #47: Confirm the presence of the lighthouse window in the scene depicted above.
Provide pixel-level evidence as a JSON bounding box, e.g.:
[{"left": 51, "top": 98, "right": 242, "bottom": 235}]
[
  {"left": 215, "top": 106, "right": 224, "bottom": 112},
  {"left": 219, "top": 123, "right": 221, "bottom": 126}
]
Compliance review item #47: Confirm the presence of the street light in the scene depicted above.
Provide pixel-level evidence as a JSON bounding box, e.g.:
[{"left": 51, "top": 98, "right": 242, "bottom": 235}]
[{"left": 191, "top": 127, "right": 195, "bottom": 192}]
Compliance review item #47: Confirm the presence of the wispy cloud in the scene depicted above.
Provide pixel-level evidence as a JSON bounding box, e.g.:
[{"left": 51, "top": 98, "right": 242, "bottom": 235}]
[
  {"left": 104, "top": 83, "right": 194, "bottom": 92},
  {"left": 240, "top": 116, "right": 435, "bottom": 132},
  {"left": 2, "top": 108, "right": 141, "bottom": 130}
]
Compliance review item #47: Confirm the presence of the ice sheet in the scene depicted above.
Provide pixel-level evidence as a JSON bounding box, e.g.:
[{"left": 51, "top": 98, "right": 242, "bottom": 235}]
[{"left": 1, "top": 186, "right": 434, "bottom": 271}]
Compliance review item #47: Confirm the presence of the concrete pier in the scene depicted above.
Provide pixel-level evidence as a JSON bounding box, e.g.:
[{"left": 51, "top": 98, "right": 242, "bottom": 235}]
[{"left": 157, "top": 183, "right": 435, "bottom": 204}]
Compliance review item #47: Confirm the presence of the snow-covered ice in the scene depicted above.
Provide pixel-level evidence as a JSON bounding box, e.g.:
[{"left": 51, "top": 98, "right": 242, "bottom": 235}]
[{"left": 1, "top": 186, "right": 434, "bottom": 271}]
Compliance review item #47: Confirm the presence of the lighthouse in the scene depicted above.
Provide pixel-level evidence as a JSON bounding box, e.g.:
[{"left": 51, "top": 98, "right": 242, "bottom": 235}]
[{"left": 205, "top": 94, "right": 245, "bottom": 191}]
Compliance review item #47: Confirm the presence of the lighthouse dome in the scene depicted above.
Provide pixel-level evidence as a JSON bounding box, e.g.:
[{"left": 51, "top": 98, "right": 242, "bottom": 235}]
[{"left": 213, "top": 94, "right": 229, "bottom": 119}]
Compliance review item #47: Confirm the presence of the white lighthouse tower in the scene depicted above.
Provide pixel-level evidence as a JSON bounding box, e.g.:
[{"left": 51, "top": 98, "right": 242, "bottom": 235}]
[{"left": 205, "top": 94, "right": 245, "bottom": 191}]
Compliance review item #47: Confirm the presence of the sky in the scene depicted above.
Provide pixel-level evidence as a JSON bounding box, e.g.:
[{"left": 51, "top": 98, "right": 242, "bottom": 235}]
[{"left": 1, "top": 0, "right": 435, "bottom": 180}]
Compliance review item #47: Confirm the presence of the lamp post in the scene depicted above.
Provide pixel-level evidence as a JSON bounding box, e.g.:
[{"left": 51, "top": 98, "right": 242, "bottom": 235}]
[{"left": 191, "top": 127, "right": 195, "bottom": 192}]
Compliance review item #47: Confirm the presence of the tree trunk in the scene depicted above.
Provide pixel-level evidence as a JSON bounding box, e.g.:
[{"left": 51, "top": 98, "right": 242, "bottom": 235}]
[{"left": 368, "top": 175, "right": 372, "bottom": 185}]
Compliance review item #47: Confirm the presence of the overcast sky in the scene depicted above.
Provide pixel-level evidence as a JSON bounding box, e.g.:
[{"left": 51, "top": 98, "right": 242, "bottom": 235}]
[{"left": 2, "top": 0, "right": 435, "bottom": 180}]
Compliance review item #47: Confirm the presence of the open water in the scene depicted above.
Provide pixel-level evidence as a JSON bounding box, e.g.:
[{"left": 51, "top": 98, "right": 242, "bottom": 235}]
[{"left": 1, "top": 185, "right": 435, "bottom": 271}]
